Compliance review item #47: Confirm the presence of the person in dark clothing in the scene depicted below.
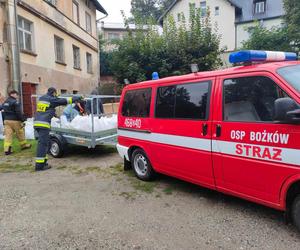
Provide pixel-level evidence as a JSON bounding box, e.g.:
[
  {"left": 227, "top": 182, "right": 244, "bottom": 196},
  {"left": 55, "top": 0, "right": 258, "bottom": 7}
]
[
  {"left": 34, "top": 87, "right": 82, "bottom": 171},
  {"left": 1, "top": 90, "right": 31, "bottom": 155},
  {"left": 85, "top": 90, "right": 104, "bottom": 115}
]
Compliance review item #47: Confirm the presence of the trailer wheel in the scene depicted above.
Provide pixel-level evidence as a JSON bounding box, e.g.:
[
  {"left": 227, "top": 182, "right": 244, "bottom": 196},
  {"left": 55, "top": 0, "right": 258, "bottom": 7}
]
[
  {"left": 291, "top": 195, "right": 300, "bottom": 232},
  {"left": 131, "top": 149, "right": 155, "bottom": 181},
  {"left": 49, "top": 137, "right": 64, "bottom": 158}
]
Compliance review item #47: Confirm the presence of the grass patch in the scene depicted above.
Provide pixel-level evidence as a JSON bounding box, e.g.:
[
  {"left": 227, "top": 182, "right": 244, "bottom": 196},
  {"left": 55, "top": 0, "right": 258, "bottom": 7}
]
[
  {"left": 131, "top": 180, "right": 157, "bottom": 193},
  {"left": 0, "top": 163, "right": 34, "bottom": 173},
  {"left": 163, "top": 187, "right": 174, "bottom": 195},
  {"left": 56, "top": 165, "right": 68, "bottom": 170},
  {"left": 0, "top": 138, "right": 37, "bottom": 157},
  {"left": 119, "top": 191, "right": 137, "bottom": 200}
]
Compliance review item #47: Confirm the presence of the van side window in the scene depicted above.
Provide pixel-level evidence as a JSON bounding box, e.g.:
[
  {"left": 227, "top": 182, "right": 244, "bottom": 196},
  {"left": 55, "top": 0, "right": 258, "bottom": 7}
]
[
  {"left": 223, "top": 76, "right": 288, "bottom": 122},
  {"left": 156, "top": 82, "right": 210, "bottom": 120},
  {"left": 156, "top": 86, "right": 176, "bottom": 118},
  {"left": 122, "top": 88, "right": 152, "bottom": 117}
]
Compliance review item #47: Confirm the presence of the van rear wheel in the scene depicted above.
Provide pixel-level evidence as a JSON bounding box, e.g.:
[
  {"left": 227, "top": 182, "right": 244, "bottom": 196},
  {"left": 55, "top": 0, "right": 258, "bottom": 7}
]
[
  {"left": 291, "top": 195, "right": 300, "bottom": 231},
  {"left": 131, "top": 149, "right": 155, "bottom": 181}
]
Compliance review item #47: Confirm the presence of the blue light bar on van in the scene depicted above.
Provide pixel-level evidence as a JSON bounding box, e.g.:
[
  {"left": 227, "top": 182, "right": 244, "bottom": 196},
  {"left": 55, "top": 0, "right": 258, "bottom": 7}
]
[{"left": 229, "top": 50, "right": 297, "bottom": 64}]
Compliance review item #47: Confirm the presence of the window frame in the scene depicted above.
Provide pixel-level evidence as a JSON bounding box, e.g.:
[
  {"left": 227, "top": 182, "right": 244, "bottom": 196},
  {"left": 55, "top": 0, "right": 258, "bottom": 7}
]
[
  {"left": 18, "top": 16, "right": 35, "bottom": 53},
  {"left": 121, "top": 88, "right": 152, "bottom": 118},
  {"left": 107, "top": 32, "right": 121, "bottom": 41},
  {"left": 45, "top": 0, "right": 57, "bottom": 7},
  {"left": 72, "top": 45, "right": 81, "bottom": 70},
  {"left": 54, "top": 35, "right": 65, "bottom": 64},
  {"left": 85, "top": 11, "right": 92, "bottom": 34},
  {"left": 222, "top": 75, "right": 289, "bottom": 124},
  {"left": 72, "top": 0, "right": 80, "bottom": 25},
  {"left": 254, "top": 1, "right": 266, "bottom": 14},
  {"left": 86, "top": 52, "right": 93, "bottom": 74},
  {"left": 200, "top": 1, "right": 207, "bottom": 17},
  {"left": 154, "top": 81, "right": 212, "bottom": 121},
  {"left": 215, "top": 6, "right": 220, "bottom": 16}
]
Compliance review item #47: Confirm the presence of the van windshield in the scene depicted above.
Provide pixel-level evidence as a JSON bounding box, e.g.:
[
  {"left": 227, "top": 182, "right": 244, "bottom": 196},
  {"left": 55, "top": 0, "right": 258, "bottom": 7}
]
[{"left": 277, "top": 65, "right": 300, "bottom": 93}]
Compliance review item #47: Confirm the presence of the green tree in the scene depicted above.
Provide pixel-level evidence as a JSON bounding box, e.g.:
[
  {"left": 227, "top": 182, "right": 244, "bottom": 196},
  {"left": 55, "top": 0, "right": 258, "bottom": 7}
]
[
  {"left": 242, "top": 24, "right": 292, "bottom": 51},
  {"left": 109, "top": 5, "right": 222, "bottom": 84},
  {"left": 131, "top": 0, "right": 175, "bottom": 22},
  {"left": 283, "top": 0, "right": 300, "bottom": 48}
]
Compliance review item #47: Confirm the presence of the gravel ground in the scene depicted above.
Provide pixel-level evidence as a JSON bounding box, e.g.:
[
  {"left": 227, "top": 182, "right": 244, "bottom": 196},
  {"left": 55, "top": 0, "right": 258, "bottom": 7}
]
[{"left": 0, "top": 147, "right": 300, "bottom": 250}]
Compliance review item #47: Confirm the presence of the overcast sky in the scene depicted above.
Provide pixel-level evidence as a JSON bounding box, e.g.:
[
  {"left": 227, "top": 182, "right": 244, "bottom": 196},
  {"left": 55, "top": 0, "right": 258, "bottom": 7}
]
[{"left": 97, "top": 0, "right": 132, "bottom": 23}]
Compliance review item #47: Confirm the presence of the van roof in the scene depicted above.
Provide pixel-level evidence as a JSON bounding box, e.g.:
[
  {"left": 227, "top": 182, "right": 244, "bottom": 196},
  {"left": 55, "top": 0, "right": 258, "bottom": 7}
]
[{"left": 124, "top": 61, "right": 300, "bottom": 90}]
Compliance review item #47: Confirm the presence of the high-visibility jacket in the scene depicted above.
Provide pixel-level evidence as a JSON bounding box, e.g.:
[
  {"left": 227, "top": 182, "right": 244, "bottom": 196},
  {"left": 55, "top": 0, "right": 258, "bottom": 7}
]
[
  {"left": 34, "top": 94, "right": 73, "bottom": 129},
  {"left": 1, "top": 96, "right": 25, "bottom": 122}
]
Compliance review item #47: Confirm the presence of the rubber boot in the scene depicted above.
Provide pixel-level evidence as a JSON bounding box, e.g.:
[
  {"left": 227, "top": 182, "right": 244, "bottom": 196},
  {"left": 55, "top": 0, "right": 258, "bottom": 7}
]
[
  {"left": 35, "top": 163, "right": 52, "bottom": 171},
  {"left": 5, "top": 146, "right": 12, "bottom": 156}
]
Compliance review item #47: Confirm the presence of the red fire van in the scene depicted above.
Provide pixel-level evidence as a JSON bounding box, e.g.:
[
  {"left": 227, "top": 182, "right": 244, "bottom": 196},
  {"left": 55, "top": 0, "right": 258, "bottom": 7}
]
[{"left": 117, "top": 50, "right": 300, "bottom": 230}]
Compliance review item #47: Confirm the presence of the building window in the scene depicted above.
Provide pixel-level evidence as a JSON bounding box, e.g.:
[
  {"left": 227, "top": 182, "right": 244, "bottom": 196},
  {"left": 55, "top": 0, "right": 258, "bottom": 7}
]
[
  {"left": 177, "top": 13, "right": 181, "bottom": 22},
  {"left": 72, "top": 0, "right": 80, "bottom": 24},
  {"left": 85, "top": 0, "right": 92, "bottom": 9},
  {"left": 45, "top": 0, "right": 57, "bottom": 6},
  {"left": 18, "top": 16, "right": 34, "bottom": 52},
  {"left": 200, "top": 1, "right": 207, "bottom": 17},
  {"left": 85, "top": 12, "right": 92, "bottom": 34},
  {"left": 107, "top": 33, "right": 121, "bottom": 41},
  {"left": 215, "top": 6, "right": 220, "bottom": 16},
  {"left": 254, "top": 1, "right": 266, "bottom": 14},
  {"left": 73, "top": 45, "right": 80, "bottom": 69},
  {"left": 73, "top": 90, "right": 79, "bottom": 94},
  {"left": 86, "top": 52, "right": 92, "bottom": 73},
  {"left": 54, "top": 35, "right": 65, "bottom": 64},
  {"left": 61, "top": 89, "right": 67, "bottom": 94}
]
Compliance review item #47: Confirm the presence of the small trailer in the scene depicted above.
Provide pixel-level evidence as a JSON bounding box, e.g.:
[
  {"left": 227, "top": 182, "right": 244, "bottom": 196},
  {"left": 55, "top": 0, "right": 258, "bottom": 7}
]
[{"left": 33, "top": 95, "right": 120, "bottom": 158}]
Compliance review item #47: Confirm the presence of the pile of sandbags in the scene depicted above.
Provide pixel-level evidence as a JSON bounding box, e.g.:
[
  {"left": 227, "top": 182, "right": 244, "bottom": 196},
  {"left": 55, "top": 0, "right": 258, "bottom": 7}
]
[
  {"left": 0, "top": 114, "right": 117, "bottom": 140},
  {"left": 51, "top": 114, "right": 118, "bottom": 133}
]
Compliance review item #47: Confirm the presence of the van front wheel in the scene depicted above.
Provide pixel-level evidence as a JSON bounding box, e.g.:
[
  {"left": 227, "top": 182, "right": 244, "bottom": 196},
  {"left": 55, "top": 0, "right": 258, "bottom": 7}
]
[
  {"left": 131, "top": 149, "right": 155, "bottom": 181},
  {"left": 291, "top": 195, "right": 300, "bottom": 231}
]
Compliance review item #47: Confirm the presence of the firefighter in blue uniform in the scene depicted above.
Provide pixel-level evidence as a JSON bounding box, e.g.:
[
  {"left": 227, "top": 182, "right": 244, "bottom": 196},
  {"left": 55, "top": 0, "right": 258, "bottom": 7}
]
[{"left": 34, "top": 87, "right": 81, "bottom": 171}]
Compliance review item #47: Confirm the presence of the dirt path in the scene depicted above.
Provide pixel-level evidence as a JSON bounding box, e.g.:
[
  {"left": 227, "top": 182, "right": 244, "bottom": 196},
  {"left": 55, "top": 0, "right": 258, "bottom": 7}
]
[{"left": 0, "top": 147, "right": 300, "bottom": 249}]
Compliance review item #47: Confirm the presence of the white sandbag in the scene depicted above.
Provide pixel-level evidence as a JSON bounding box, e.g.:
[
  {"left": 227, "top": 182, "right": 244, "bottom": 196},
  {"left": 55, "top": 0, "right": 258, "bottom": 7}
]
[
  {"left": 0, "top": 117, "right": 35, "bottom": 140},
  {"left": 25, "top": 118, "right": 35, "bottom": 140},
  {"left": 0, "top": 112, "right": 3, "bottom": 139},
  {"left": 51, "top": 117, "right": 61, "bottom": 128}
]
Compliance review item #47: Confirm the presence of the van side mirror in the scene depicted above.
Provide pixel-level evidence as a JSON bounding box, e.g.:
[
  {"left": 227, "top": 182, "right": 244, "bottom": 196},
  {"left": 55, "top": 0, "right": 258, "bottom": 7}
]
[{"left": 274, "top": 97, "right": 300, "bottom": 124}]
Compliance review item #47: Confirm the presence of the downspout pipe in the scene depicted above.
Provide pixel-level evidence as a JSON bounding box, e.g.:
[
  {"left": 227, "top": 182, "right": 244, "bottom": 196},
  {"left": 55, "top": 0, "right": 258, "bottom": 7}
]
[
  {"left": 6, "top": 0, "right": 22, "bottom": 107},
  {"left": 96, "top": 13, "right": 108, "bottom": 92}
]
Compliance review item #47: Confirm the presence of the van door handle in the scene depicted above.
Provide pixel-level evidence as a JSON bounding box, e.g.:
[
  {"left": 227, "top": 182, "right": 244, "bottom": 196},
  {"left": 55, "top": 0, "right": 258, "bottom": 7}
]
[
  {"left": 202, "top": 123, "right": 208, "bottom": 136},
  {"left": 216, "top": 124, "right": 222, "bottom": 137}
]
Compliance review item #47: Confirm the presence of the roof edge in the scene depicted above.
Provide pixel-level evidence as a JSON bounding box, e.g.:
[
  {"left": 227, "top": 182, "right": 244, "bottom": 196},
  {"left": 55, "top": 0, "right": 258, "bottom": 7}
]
[
  {"left": 158, "top": 0, "right": 179, "bottom": 25},
  {"left": 158, "top": 0, "right": 242, "bottom": 25},
  {"left": 91, "top": 0, "right": 108, "bottom": 15}
]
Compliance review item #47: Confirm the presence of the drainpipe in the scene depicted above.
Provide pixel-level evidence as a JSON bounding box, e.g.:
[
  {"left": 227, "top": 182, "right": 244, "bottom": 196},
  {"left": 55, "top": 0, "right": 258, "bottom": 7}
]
[
  {"left": 96, "top": 13, "right": 108, "bottom": 91},
  {"left": 6, "top": 0, "right": 22, "bottom": 107}
]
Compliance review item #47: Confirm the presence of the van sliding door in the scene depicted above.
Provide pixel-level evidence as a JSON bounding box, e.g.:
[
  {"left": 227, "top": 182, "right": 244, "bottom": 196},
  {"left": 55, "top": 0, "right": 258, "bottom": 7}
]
[{"left": 149, "top": 79, "right": 215, "bottom": 189}]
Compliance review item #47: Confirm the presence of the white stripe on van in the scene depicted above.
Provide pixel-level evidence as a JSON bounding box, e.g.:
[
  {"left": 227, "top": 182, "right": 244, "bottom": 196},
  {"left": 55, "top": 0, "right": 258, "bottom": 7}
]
[
  {"left": 212, "top": 140, "right": 300, "bottom": 166},
  {"left": 118, "top": 129, "right": 300, "bottom": 166},
  {"left": 118, "top": 129, "right": 211, "bottom": 152}
]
